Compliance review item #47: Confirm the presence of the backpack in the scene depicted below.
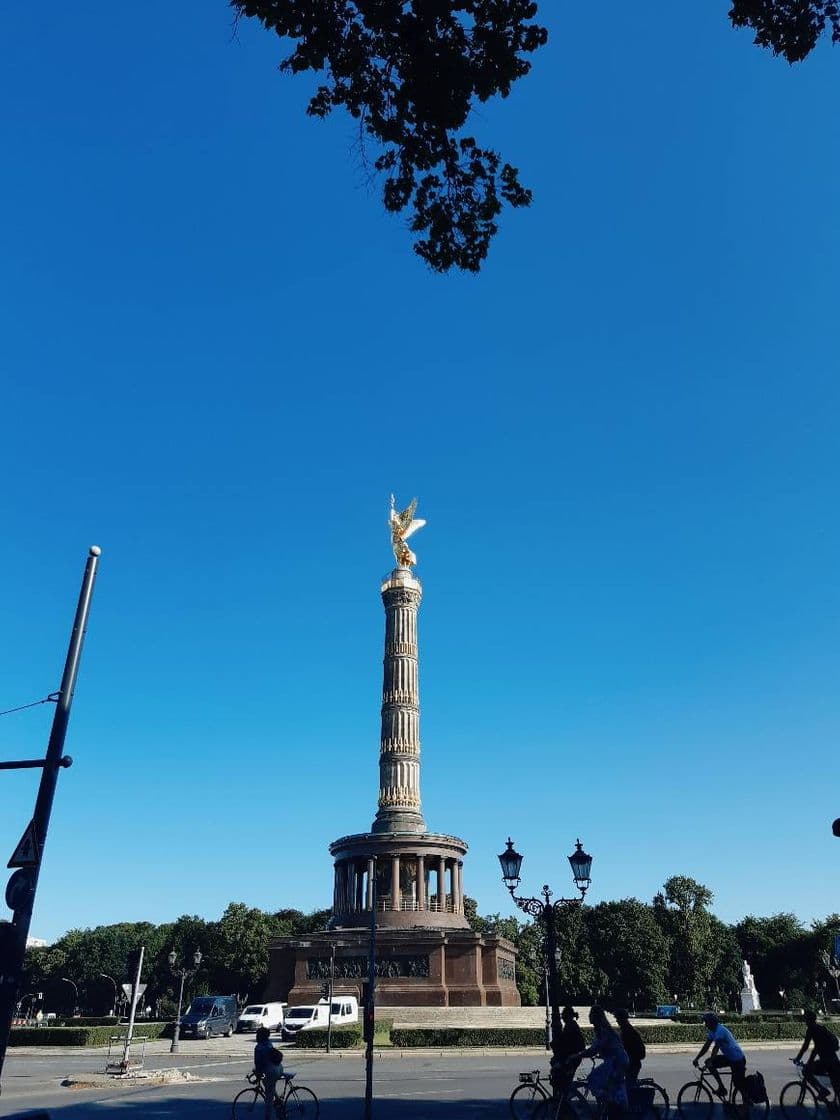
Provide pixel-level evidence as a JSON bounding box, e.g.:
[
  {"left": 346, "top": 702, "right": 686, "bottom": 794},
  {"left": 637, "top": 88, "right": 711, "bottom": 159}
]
[{"left": 745, "top": 1072, "right": 767, "bottom": 1104}]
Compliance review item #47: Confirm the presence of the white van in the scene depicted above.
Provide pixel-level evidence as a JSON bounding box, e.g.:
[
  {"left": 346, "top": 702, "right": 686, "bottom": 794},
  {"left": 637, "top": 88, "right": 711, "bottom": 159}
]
[
  {"left": 236, "top": 1002, "right": 287, "bottom": 1033},
  {"left": 282, "top": 996, "right": 359, "bottom": 1040}
]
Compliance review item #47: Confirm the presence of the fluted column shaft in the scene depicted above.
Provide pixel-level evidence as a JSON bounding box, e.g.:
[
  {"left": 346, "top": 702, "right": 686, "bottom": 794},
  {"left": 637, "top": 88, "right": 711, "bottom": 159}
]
[{"left": 373, "top": 571, "right": 426, "bottom": 834}]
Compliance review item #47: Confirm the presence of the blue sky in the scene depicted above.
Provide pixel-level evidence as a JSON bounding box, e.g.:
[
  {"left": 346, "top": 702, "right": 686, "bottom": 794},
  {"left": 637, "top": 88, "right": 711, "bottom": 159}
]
[{"left": 0, "top": 2, "right": 838, "bottom": 943}]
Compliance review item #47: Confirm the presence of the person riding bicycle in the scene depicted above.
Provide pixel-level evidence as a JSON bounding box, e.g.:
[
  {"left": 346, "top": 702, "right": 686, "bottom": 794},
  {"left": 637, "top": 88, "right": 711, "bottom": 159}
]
[
  {"left": 550, "top": 1006, "right": 587, "bottom": 1095},
  {"left": 574, "top": 1005, "right": 630, "bottom": 1117},
  {"left": 693, "top": 1012, "right": 747, "bottom": 1102},
  {"left": 254, "top": 1026, "right": 284, "bottom": 1119},
  {"left": 615, "top": 1008, "right": 646, "bottom": 1083},
  {"left": 794, "top": 1009, "right": 840, "bottom": 1103}
]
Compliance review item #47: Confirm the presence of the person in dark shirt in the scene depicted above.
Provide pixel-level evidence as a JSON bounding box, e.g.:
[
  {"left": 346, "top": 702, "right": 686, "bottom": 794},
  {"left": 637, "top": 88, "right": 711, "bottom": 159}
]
[
  {"left": 550, "top": 1006, "right": 586, "bottom": 1094},
  {"left": 615, "top": 1008, "right": 646, "bottom": 1083},
  {"left": 795, "top": 1010, "right": 840, "bottom": 1102},
  {"left": 254, "top": 1026, "right": 284, "bottom": 1119}
]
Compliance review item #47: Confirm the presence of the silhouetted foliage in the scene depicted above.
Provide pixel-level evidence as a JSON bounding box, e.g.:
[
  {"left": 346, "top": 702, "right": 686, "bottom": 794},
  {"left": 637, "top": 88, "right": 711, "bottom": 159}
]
[
  {"left": 231, "top": 0, "right": 546, "bottom": 272},
  {"left": 729, "top": 0, "right": 840, "bottom": 62}
]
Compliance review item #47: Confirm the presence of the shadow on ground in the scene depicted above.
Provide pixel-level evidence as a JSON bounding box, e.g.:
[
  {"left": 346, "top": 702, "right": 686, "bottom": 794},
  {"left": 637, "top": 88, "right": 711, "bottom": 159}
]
[{"left": 1, "top": 1094, "right": 512, "bottom": 1119}]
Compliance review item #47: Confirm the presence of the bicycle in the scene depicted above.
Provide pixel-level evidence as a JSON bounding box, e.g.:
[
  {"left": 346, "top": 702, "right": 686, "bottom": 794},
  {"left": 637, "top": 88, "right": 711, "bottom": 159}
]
[
  {"left": 779, "top": 1057, "right": 839, "bottom": 1120},
  {"left": 676, "top": 1060, "right": 768, "bottom": 1120},
  {"left": 573, "top": 1064, "right": 661, "bottom": 1120},
  {"left": 510, "top": 1069, "right": 552, "bottom": 1119},
  {"left": 232, "top": 1070, "right": 320, "bottom": 1119},
  {"left": 523, "top": 1064, "right": 596, "bottom": 1120}
]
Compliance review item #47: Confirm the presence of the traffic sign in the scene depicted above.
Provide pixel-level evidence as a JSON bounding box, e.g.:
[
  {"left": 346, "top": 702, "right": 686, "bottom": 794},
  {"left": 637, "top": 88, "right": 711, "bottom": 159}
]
[
  {"left": 5, "top": 869, "right": 34, "bottom": 912},
  {"left": 8, "top": 821, "right": 40, "bottom": 868},
  {"left": 122, "top": 983, "right": 146, "bottom": 998}
]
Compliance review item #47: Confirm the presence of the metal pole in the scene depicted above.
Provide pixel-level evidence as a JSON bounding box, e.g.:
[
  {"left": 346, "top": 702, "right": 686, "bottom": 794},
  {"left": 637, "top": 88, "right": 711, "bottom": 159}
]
[
  {"left": 326, "top": 943, "right": 335, "bottom": 1054},
  {"left": 0, "top": 546, "right": 101, "bottom": 1090},
  {"left": 122, "top": 945, "right": 144, "bottom": 1070},
  {"left": 544, "top": 959, "right": 551, "bottom": 1051},
  {"left": 171, "top": 972, "right": 186, "bottom": 1054},
  {"left": 363, "top": 859, "right": 377, "bottom": 1120},
  {"left": 545, "top": 906, "right": 562, "bottom": 1097}
]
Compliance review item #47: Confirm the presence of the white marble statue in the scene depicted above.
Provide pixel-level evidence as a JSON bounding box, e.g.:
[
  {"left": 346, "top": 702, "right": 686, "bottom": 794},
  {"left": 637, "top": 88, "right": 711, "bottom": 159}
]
[{"left": 740, "top": 958, "right": 761, "bottom": 1014}]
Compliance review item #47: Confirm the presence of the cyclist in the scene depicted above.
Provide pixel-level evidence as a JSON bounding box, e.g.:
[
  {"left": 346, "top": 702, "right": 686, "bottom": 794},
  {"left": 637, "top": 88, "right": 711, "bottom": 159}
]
[
  {"left": 615, "top": 1008, "right": 646, "bottom": 1083},
  {"left": 254, "top": 1025, "right": 284, "bottom": 1119},
  {"left": 693, "top": 1012, "right": 747, "bottom": 1102},
  {"left": 793, "top": 1009, "right": 840, "bottom": 1104},
  {"left": 575, "top": 1005, "right": 630, "bottom": 1117},
  {"left": 550, "top": 1006, "right": 587, "bottom": 1095}
]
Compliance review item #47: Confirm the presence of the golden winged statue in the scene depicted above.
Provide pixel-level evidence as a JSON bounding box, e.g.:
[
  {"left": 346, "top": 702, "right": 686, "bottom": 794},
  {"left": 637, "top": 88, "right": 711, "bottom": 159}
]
[{"left": 389, "top": 495, "right": 426, "bottom": 568}]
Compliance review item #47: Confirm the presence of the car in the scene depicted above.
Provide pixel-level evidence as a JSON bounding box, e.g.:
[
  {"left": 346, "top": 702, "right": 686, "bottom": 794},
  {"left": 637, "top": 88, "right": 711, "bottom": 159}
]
[
  {"left": 178, "top": 995, "right": 238, "bottom": 1038},
  {"left": 236, "top": 1002, "right": 287, "bottom": 1033}
]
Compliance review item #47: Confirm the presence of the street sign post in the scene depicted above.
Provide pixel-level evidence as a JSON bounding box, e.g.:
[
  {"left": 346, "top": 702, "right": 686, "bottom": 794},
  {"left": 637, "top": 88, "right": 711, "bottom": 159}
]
[{"left": 0, "top": 547, "right": 101, "bottom": 1093}]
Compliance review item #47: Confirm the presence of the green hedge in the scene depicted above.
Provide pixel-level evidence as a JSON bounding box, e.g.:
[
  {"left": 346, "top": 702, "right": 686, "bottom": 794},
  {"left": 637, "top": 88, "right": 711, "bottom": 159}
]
[
  {"left": 389, "top": 1021, "right": 809, "bottom": 1048},
  {"left": 10, "top": 1023, "right": 172, "bottom": 1047},
  {"left": 294, "top": 1024, "right": 363, "bottom": 1049},
  {"left": 673, "top": 1012, "right": 814, "bottom": 1024},
  {"left": 391, "top": 1027, "right": 549, "bottom": 1047}
]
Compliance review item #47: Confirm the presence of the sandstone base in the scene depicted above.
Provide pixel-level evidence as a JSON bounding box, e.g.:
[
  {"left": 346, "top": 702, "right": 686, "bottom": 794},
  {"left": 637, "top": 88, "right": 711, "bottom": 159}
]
[{"left": 266, "top": 927, "right": 520, "bottom": 1008}]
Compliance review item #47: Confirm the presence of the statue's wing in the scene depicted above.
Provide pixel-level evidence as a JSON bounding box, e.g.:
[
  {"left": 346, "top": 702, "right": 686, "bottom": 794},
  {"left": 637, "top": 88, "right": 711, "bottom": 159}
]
[
  {"left": 403, "top": 518, "right": 426, "bottom": 540},
  {"left": 396, "top": 498, "right": 417, "bottom": 532}
]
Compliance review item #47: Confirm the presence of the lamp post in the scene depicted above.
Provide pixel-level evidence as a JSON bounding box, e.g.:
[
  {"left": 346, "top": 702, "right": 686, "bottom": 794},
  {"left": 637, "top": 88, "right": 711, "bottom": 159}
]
[
  {"left": 99, "top": 973, "right": 118, "bottom": 1018},
  {"left": 498, "top": 837, "right": 593, "bottom": 1097},
  {"left": 169, "top": 949, "right": 203, "bottom": 1054},
  {"left": 60, "top": 977, "right": 79, "bottom": 1017}
]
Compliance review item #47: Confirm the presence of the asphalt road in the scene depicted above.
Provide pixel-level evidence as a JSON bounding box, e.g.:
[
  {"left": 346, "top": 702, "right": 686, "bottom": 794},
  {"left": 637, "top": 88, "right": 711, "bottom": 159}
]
[{"left": 0, "top": 1042, "right": 809, "bottom": 1119}]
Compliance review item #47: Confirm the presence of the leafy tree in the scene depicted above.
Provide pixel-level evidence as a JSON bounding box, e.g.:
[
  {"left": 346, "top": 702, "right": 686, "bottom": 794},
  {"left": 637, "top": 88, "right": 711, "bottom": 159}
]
[
  {"left": 210, "top": 902, "right": 278, "bottom": 1001},
  {"left": 729, "top": 0, "right": 840, "bottom": 63},
  {"left": 585, "top": 899, "right": 669, "bottom": 1010},
  {"left": 653, "top": 876, "right": 718, "bottom": 1007},
  {"left": 231, "top": 0, "right": 545, "bottom": 272}
]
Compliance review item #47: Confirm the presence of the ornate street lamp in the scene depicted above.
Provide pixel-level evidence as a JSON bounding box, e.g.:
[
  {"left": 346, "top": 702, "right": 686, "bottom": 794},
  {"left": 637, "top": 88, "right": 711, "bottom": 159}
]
[
  {"left": 498, "top": 837, "right": 593, "bottom": 1097},
  {"left": 169, "top": 948, "right": 203, "bottom": 1054}
]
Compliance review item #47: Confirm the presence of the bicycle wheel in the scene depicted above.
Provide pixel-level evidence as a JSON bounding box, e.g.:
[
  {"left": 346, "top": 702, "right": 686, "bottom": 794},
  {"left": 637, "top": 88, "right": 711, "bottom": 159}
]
[
  {"left": 645, "top": 1080, "right": 670, "bottom": 1120},
  {"left": 233, "top": 1086, "right": 263, "bottom": 1118},
  {"left": 511, "top": 1081, "right": 551, "bottom": 1120},
  {"left": 731, "top": 1087, "right": 769, "bottom": 1120},
  {"left": 676, "top": 1080, "right": 714, "bottom": 1120},
  {"left": 780, "top": 1080, "right": 822, "bottom": 1120},
  {"left": 285, "top": 1085, "right": 320, "bottom": 1120}
]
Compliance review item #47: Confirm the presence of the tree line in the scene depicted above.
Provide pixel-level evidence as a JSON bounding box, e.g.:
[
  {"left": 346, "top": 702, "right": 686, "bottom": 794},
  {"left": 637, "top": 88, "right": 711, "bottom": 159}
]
[
  {"left": 23, "top": 877, "right": 839, "bottom": 1016},
  {"left": 22, "top": 904, "right": 330, "bottom": 1018},
  {"left": 468, "top": 876, "right": 840, "bottom": 1013}
]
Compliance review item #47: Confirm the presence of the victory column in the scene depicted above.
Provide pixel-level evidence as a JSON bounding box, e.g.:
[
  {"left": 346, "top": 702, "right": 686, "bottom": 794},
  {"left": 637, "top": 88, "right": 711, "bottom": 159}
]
[{"left": 265, "top": 498, "right": 519, "bottom": 1006}]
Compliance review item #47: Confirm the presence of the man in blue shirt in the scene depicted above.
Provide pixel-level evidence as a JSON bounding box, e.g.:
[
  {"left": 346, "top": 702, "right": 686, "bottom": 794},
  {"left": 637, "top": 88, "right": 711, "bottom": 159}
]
[
  {"left": 694, "top": 1013, "right": 747, "bottom": 1101},
  {"left": 254, "top": 1026, "right": 284, "bottom": 1119}
]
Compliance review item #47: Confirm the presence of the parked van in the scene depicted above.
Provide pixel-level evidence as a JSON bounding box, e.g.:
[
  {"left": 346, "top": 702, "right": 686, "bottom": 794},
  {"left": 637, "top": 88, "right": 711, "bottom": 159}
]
[
  {"left": 179, "top": 995, "right": 238, "bottom": 1039},
  {"left": 236, "top": 1002, "right": 287, "bottom": 1033},
  {"left": 282, "top": 996, "right": 358, "bottom": 1040}
]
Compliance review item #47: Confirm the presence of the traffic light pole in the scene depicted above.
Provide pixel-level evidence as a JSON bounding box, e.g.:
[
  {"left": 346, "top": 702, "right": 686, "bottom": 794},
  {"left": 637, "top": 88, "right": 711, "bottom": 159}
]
[{"left": 0, "top": 547, "right": 101, "bottom": 1092}]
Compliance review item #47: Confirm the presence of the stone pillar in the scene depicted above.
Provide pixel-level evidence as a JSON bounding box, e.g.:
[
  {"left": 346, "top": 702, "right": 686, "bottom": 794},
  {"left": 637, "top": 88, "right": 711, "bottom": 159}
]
[
  {"left": 417, "top": 854, "right": 426, "bottom": 910},
  {"left": 366, "top": 858, "right": 375, "bottom": 911},
  {"left": 456, "top": 861, "right": 463, "bottom": 912},
  {"left": 437, "top": 857, "right": 446, "bottom": 911},
  {"left": 355, "top": 864, "right": 364, "bottom": 911},
  {"left": 391, "top": 854, "right": 401, "bottom": 910},
  {"left": 373, "top": 569, "right": 426, "bottom": 835}
]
